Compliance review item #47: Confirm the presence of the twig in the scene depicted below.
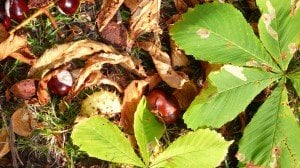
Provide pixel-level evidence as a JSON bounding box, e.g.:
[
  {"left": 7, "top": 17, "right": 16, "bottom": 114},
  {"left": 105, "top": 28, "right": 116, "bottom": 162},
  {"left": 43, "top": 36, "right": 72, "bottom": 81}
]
[{"left": 9, "top": 2, "right": 56, "bottom": 34}]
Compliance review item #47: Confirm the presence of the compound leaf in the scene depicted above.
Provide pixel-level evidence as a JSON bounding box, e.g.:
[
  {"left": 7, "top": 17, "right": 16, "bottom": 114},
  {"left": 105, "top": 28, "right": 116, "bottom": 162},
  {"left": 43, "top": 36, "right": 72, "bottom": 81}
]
[
  {"left": 288, "top": 71, "right": 300, "bottom": 96},
  {"left": 184, "top": 65, "right": 280, "bottom": 129},
  {"left": 150, "top": 129, "right": 232, "bottom": 168},
  {"left": 257, "top": 0, "right": 300, "bottom": 70},
  {"left": 134, "top": 97, "right": 165, "bottom": 166},
  {"left": 170, "top": 3, "right": 279, "bottom": 72},
  {"left": 238, "top": 80, "right": 300, "bottom": 167},
  {"left": 71, "top": 116, "right": 145, "bottom": 167}
]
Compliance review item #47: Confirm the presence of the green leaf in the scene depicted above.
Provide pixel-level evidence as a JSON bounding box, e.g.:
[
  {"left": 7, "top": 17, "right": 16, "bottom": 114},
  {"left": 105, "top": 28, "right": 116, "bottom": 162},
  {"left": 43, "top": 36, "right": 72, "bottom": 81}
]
[
  {"left": 150, "top": 129, "right": 232, "bottom": 168},
  {"left": 288, "top": 71, "right": 300, "bottom": 96},
  {"left": 257, "top": 0, "right": 300, "bottom": 70},
  {"left": 184, "top": 65, "right": 280, "bottom": 129},
  {"left": 238, "top": 80, "right": 300, "bottom": 167},
  {"left": 134, "top": 97, "right": 165, "bottom": 166},
  {"left": 71, "top": 116, "right": 145, "bottom": 167},
  {"left": 170, "top": 3, "right": 279, "bottom": 72}
]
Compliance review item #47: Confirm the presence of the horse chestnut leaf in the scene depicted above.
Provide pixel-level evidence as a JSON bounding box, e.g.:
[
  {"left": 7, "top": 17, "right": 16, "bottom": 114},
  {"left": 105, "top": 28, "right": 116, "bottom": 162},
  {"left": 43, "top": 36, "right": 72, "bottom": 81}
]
[
  {"left": 48, "top": 70, "right": 73, "bottom": 96},
  {"left": 57, "top": 0, "right": 80, "bottom": 15},
  {"left": 5, "top": 0, "right": 29, "bottom": 22},
  {"left": 147, "top": 89, "right": 180, "bottom": 124}
]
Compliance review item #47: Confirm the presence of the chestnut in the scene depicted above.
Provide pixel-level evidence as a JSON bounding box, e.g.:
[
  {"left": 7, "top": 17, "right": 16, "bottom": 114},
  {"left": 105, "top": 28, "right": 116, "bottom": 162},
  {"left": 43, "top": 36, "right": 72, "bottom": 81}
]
[
  {"left": 47, "top": 70, "right": 73, "bottom": 96},
  {"left": 57, "top": 0, "right": 80, "bottom": 15},
  {"left": 5, "top": 0, "right": 29, "bottom": 22},
  {"left": 147, "top": 89, "right": 180, "bottom": 124}
]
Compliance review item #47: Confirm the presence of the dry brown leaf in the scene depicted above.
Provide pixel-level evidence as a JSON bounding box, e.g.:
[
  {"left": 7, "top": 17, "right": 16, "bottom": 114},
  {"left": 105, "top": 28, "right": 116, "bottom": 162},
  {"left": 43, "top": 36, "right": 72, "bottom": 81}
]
[
  {"left": 129, "top": 0, "right": 162, "bottom": 47},
  {"left": 139, "top": 41, "right": 189, "bottom": 89},
  {"left": 124, "top": 0, "right": 142, "bottom": 10},
  {"left": 10, "top": 52, "right": 36, "bottom": 65},
  {"left": 67, "top": 53, "right": 135, "bottom": 100},
  {"left": 97, "top": 0, "right": 124, "bottom": 32},
  {"left": 174, "top": 0, "right": 189, "bottom": 13},
  {"left": 172, "top": 81, "right": 199, "bottom": 109},
  {"left": 10, "top": 79, "right": 37, "bottom": 99},
  {"left": 28, "top": 39, "right": 118, "bottom": 77},
  {"left": 11, "top": 107, "right": 37, "bottom": 137},
  {"left": 170, "top": 40, "right": 189, "bottom": 67},
  {"left": 120, "top": 80, "right": 148, "bottom": 134},
  {"left": 0, "top": 128, "right": 10, "bottom": 159},
  {"left": 37, "top": 69, "right": 61, "bottom": 105},
  {"left": 120, "top": 74, "right": 160, "bottom": 134},
  {"left": 0, "top": 35, "right": 27, "bottom": 61},
  {"left": 28, "top": 0, "right": 51, "bottom": 9}
]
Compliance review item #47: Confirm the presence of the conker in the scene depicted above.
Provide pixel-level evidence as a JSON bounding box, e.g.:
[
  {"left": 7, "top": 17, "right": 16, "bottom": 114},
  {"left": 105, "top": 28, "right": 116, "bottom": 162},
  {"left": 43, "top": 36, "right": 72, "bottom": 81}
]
[
  {"left": 48, "top": 70, "right": 73, "bottom": 96},
  {"left": 147, "top": 89, "right": 180, "bottom": 124},
  {"left": 57, "top": 0, "right": 80, "bottom": 15},
  {"left": 0, "top": 11, "right": 11, "bottom": 30},
  {"left": 5, "top": 0, "right": 29, "bottom": 22}
]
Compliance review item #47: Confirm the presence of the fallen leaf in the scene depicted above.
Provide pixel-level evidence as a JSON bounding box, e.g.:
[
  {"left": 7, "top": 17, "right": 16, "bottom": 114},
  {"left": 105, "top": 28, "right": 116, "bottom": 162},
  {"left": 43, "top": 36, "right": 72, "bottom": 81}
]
[
  {"left": 11, "top": 107, "right": 37, "bottom": 137},
  {"left": 174, "top": 0, "right": 189, "bottom": 13},
  {"left": 10, "top": 79, "right": 37, "bottom": 99},
  {"left": 97, "top": 0, "right": 124, "bottom": 32},
  {"left": 0, "top": 128, "right": 10, "bottom": 159},
  {"left": 99, "top": 21, "right": 128, "bottom": 48},
  {"left": 120, "top": 80, "right": 148, "bottom": 134},
  {"left": 120, "top": 74, "right": 161, "bottom": 134},
  {"left": 28, "top": 39, "right": 118, "bottom": 78},
  {"left": 172, "top": 81, "right": 199, "bottom": 109},
  {"left": 0, "top": 35, "right": 27, "bottom": 61},
  {"left": 170, "top": 40, "right": 189, "bottom": 67},
  {"left": 139, "top": 41, "right": 189, "bottom": 89},
  {"left": 128, "top": 0, "right": 162, "bottom": 47},
  {"left": 28, "top": 0, "right": 51, "bottom": 9}
]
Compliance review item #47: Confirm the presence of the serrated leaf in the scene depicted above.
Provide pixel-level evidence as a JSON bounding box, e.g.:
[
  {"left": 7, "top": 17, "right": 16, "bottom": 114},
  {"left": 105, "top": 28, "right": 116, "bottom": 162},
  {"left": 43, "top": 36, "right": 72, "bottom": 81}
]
[
  {"left": 238, "top": 80, "right": 300, "bottom": 167},
  {"left": 288, "top": 71, "right": 300, "bottom": 96},
  {"left": 134, "top": 97, "right": 165, "bottom": 166},
  {"left": 71, "top": 116, "right": 145, "bottom": 167},
  {"left": 184, "top": 65, "right": 280, "bottom": 129},
  {"left": 150, "top": 129, "right": 232, "bottom": 168},
  {"left": 257, "top": 0, "right": 300, "bottom": 70},
  {"left": 170, "top": 3, "right": 279, "bottom": 72}
]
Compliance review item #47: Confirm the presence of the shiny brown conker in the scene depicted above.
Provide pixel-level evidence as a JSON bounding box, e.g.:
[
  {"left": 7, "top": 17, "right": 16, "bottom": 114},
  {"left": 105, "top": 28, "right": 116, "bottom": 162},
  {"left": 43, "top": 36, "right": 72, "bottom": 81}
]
[
  {"left": 57, "top": 0, "right": 80, "bottom": 15},
  {"left": 147, "top": 89, "right": 180, "bottom": 124},
  {"left": 47, "top": 70, "right": 73, "bottom": 96},
  {"left": 5, "top": 0, "right": 29, "bottom": 22}
]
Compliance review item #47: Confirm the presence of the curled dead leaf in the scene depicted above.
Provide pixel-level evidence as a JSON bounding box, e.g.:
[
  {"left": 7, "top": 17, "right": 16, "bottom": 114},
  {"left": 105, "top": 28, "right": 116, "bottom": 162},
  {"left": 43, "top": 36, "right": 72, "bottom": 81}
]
[
  {"left": 28, "top": 39, "right": 118, "bottom": 78},
  {"left": 97, "top": 0, "right": 124, "bottom": 32},
  {"left": 0, "top": 35, "right": 27, "bottom": 61},
  {"left": 0, "top": 24, "right": 9, "bottom": 42},
  {"left": 10, "top": 79, "right": 37, "bottom": 99},
  {"left": 99, "top": 21, "right": 128, "bottom": 48},
  {"left": 129, "top": 0, "right": 162, "bottom": 47},
  {"left": 120, "top": 74, "right": 161, "bottom": 134},
  {"left": 172, "top": 81, "right": 199, "bottom": 109},
  {"left": 124, "top": 0, "right": 142, "bottom": 10},
  {"left": 11, "top": 107, "right": 37, "bottom": 137},
  {"left": 0, "top": 128, "right": 10, "bottom": 159},
  {"left": 139, "top": 41, "right": 189, "bottom": 89},
  {"left": 170, "top": 40, "right": 189, "bottom": 67}
]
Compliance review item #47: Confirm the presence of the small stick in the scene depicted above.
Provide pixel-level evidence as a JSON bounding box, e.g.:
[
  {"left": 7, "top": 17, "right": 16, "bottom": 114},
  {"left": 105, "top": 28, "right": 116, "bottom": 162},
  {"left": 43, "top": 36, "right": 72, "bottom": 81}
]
[
  {"left": 43, "top": 9, "right": 58, "bottom": 30},
  {"left": 9, "top": 2, "right": 56, "bottom": 34}
]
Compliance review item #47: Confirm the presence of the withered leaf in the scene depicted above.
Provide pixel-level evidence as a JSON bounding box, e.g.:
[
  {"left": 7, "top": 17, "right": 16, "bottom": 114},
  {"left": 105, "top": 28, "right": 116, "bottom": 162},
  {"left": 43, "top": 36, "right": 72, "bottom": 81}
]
[
  {"left": 28, "top": 39, "right": 118, "bottom": 78},
  {"left": 121, "top": 74, "right": 160, "bottom": 134},
  {"left": 0, "top": 35, "right": 27, "bottom": 61},
  {"left": 10, "top": 79, "right": 37, "bottom": 99},
  {"left": 97, "top": 0, "right": 124, "bottom": 32},
  {"left": 170, "top": 40, "right": 189, "bottom": 67},
  {"left": 0, "top": 24, "right": 9, "bottom": 42},
  {"left": 129, "top": 0, "right": 162, "bottom": 47},
  {"left": 0, "top": 128, "right": 10, "bottom": 159},
  {"left": 28, "top": 0, "right": 51, "bottom": 9},
  {"left": 139, "top": 41, "right": 189, "bottom": 89},
  {"left": 172, "top": 81, "right": 199, "bottom": 109}
]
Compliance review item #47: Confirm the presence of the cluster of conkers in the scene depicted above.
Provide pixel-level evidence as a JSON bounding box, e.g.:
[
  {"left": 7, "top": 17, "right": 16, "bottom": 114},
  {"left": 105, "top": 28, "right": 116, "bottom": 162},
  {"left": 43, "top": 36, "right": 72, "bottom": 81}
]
[
  {"left": 147, "top": 89, "right": 180, "bottom": 124},
  {"left": 0, "top": 0, "right": 80, "bottom": 30}
]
